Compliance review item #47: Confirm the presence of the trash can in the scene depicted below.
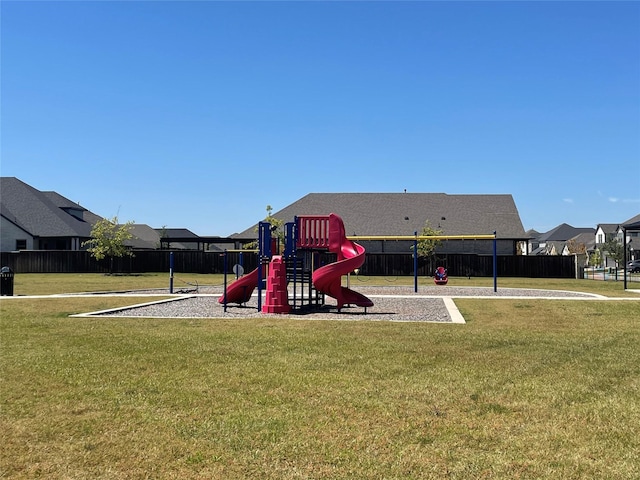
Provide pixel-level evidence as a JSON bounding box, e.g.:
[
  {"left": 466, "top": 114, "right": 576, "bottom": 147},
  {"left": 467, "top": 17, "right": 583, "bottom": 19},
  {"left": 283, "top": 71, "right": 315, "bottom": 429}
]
[{"left": 1, "top": 266, "right": 14, "bottom": 296}]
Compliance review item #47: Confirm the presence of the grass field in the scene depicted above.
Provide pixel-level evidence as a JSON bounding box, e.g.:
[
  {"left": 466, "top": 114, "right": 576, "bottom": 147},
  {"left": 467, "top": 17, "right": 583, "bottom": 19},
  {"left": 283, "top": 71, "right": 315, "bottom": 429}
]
[
  {"left": 6, "top": 272, "right": 640, "bottom": 297},
  {"left": 1, "top": 275, "right": 639, "bottom": 479}
]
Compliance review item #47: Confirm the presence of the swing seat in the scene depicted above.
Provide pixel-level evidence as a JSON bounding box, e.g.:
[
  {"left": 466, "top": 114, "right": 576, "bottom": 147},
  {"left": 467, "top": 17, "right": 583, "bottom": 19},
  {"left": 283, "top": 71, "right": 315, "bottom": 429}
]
[{"left": 434, "top": 267, "right": 448, "bottom": 285}]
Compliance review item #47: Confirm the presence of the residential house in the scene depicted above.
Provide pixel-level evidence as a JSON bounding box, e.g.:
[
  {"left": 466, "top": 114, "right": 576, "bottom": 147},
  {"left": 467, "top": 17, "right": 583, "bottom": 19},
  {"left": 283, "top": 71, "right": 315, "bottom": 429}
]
[
  {"left": 0, "top": 177, "right": 207, "bottom": 253},
  {"left": 569, "top": 232, "right": 596, "bottom": 255},
  {"left": 594, "top": 223, "right": 622, "bottom": 267},
  {"left": 595, "top": 223, "right": 619, "bottom": 246},
  {"left": 528, "top": 223, "right": 595, "bottom": 256},
  {"left": 525, "top": 229, "right": 541, "bottom": 254},
  {"left": 125, "top": 225, "right": 204, "bottom": 250},
  {"left": 623, "top": 214, "right": 640, "bottom": 261},
  {"left": 1, "top": 177, "right": 102, "bottom": 251},
  {"left": 156, "top": 228, "right": 205, "bottom": 250},
  {"left": 593, "top": 215, "right": 640, "bottom": 267},
  {"left": 618, "top": 214, "right": 640, "bottom": 265},
  {"left": 232, "top": 193, "right": 528, "bottom": 255}
]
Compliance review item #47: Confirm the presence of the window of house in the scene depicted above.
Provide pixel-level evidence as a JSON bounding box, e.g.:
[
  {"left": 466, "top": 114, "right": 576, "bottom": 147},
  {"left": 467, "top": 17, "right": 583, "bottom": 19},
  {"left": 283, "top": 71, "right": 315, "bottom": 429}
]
[{"left": 16, "top": 239, "right": 27, "bottom": 250}]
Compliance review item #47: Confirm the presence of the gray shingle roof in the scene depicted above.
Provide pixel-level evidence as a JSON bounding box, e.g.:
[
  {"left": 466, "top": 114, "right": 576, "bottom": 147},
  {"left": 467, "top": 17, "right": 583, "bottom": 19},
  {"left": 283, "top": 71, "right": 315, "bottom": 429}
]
[
  {"left": 1, "top": 177, "right": 99, "bottom": 238},
  {"left": 569, "top": 232, "right": 596, "bottom": 251},
  {"left": 157, "top": 228, "right": 200, "bottom": 239},
  {"left": 127, "top": 224, "right": 161, "bottom": 249},
  {"left": 525, "top": 228, "right": 540, "bottom": 239},
  {"left": 622, "top": 214, "right": 640, "bottom": 230},
  {"left": 126, "top": 225, "right": 201, "bottom": 250},
  {"left": 233, "top": 193, "right": 526, "bottom": 240},
  {"left": 596, "top": 223, "right": 620, "bottom": 235},
  {"left": 538, "top": 223, "right": 595, "bottom": 243}
]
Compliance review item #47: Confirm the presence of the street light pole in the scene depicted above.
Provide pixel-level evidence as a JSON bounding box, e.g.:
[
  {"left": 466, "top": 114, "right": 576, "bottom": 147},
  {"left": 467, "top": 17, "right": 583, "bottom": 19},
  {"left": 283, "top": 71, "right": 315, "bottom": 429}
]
[{"left": 623, "top": 226, "right": 627, "bottom": 290}]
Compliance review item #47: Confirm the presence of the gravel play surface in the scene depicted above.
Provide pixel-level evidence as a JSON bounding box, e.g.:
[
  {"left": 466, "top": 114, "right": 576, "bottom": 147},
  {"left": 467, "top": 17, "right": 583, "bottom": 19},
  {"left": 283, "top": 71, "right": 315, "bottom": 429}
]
[{"left": 90, "top": 285, "right": 601, "bottom": 323}]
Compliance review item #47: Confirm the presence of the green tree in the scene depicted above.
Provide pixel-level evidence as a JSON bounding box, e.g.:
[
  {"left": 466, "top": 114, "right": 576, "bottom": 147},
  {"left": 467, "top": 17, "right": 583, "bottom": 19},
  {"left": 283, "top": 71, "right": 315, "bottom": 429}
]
[
  {"left": 244, "top": 205, "right": 285, "bottom": 252},
  {"left": 601, "top": 238, "right": 624, "bottom": 268},
  {"left": 156, "top": 225, "right": 169, "bottom": 249},
  {"left": 82, "top": 216, "right": 134, "bottom": 273},
  {"left": 263, "top": 205, "right": 284, "bottom": 246},
  {"left": 413, "top": 220, "right": 443, "bottom": 259}
]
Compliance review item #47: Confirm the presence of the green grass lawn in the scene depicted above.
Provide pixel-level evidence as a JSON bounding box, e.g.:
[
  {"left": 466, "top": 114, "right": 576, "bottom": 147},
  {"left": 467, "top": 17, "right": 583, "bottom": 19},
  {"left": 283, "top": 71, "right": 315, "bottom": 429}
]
[
  {"left": 7, "top": 272, "right": 640, "bottom": 297},
  {"left": 1, "top": 275, "right": 639, "bottom": 479},
  {"left": 9, "top": 272, "right": 221, "bottom": 296}
]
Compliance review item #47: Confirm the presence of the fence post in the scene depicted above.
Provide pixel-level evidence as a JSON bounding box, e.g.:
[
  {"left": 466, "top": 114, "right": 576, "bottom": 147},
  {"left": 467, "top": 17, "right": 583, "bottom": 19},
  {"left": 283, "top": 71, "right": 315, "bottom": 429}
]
[
  {"left": 493, "top": 232, "right": 497, "bottom": 292},
  {"left": 414, "top": 231, "right": 418, "bottom": 293},
  {"left": 169, "top": 251, "right": 174, "bottom": 294},
  {"left": 223, "top": 250, "right": 228, "bottom": 312}
]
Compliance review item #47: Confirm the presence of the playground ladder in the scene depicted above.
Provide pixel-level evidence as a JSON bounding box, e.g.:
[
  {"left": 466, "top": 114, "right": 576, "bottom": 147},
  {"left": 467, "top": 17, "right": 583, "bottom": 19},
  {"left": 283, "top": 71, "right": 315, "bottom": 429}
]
[{"left": 285, "top": 254, "right": 323, "bottom": 309}]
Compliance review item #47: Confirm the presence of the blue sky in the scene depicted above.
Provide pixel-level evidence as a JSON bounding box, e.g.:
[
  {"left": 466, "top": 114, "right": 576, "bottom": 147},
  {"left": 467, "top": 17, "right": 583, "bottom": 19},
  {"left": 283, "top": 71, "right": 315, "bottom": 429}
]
[{"left": 2, "top": 1, "right": 639, "bottom": 236}]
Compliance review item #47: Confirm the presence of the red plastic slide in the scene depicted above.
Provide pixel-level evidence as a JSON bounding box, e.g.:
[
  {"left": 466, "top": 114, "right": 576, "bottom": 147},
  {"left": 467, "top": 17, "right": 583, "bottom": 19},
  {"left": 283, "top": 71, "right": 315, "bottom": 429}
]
[
  {"left": 218, "top": 267, "right": 259, "bottom": 304},
  {"left": 312, "top": 214, "right": 374, "bottom": 310}
]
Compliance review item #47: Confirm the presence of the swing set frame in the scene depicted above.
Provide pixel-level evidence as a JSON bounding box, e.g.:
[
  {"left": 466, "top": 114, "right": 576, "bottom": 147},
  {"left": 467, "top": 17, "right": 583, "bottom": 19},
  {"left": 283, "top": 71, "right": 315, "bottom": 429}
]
[{"left": 347, "top": 232, "right": 498, "bottom": 292}]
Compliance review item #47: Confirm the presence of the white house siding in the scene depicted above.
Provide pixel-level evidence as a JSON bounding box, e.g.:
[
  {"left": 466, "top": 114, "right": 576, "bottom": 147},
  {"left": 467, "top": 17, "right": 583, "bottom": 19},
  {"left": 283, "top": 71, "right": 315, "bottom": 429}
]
[{"left": 0, "top": 217, "right": 34, "bottom": 251}]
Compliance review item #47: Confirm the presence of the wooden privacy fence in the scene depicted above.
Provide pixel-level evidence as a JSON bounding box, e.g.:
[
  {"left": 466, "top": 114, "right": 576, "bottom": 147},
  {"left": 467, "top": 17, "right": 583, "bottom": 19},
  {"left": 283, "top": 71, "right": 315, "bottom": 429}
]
[
  {"left": 0, "top": 251, "right": 235, "bottom": 275},
  {"left": 355, "top": 253, "right": 576, "bottom": 278},
  {"left": 1, "top": 250, "right": 577, "bottom": 278}
]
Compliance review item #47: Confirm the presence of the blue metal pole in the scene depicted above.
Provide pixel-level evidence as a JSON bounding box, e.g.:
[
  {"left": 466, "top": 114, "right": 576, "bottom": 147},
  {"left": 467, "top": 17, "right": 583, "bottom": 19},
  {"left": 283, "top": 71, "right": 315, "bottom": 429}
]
[
  {"left": 493, "top": 231, "right": 497, "bottom": 292},
  {"left": 223, "top": 250, "right": 228, "bottom": 312},
  {"left": 285, "top": 221, "right": 297, "bottom": 308},
  {"left": 169, "top": 251, "right": 174, "bottom": 294},
  {"left": 257, "top": 261, "right": 262, "bottom": 312},
  {"left": 414, "top": 231, "right": 418, "bottom": 293},
  {"left": 623, "top": 227, "right": 627, "bottom": 290},
  {"left": 258, "top": 222, "right": 268, "bottom": 312}
]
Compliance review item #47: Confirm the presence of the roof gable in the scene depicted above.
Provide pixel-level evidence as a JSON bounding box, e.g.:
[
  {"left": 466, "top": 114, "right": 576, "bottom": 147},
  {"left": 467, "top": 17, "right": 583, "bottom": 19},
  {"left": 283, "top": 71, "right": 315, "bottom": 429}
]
[{"left": 596, "top": 223, "right": 619, "bottom": 234}]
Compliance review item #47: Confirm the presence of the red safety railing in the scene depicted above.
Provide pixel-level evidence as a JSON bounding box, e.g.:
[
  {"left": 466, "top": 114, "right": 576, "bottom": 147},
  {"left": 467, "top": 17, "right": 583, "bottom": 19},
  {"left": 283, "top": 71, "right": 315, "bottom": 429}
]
[{"left": 296, "top": 215, "right": 331, "bottom": 248}]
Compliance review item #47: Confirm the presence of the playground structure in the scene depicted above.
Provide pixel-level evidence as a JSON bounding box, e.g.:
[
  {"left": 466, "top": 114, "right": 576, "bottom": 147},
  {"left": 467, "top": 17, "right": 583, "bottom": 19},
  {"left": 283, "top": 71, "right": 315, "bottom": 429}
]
[
  {"left": 219, "top": 213, "right": 374, "bottom": 313},
  {"left": 218, "top": 213, "right": 499, "bottom": 314}
]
